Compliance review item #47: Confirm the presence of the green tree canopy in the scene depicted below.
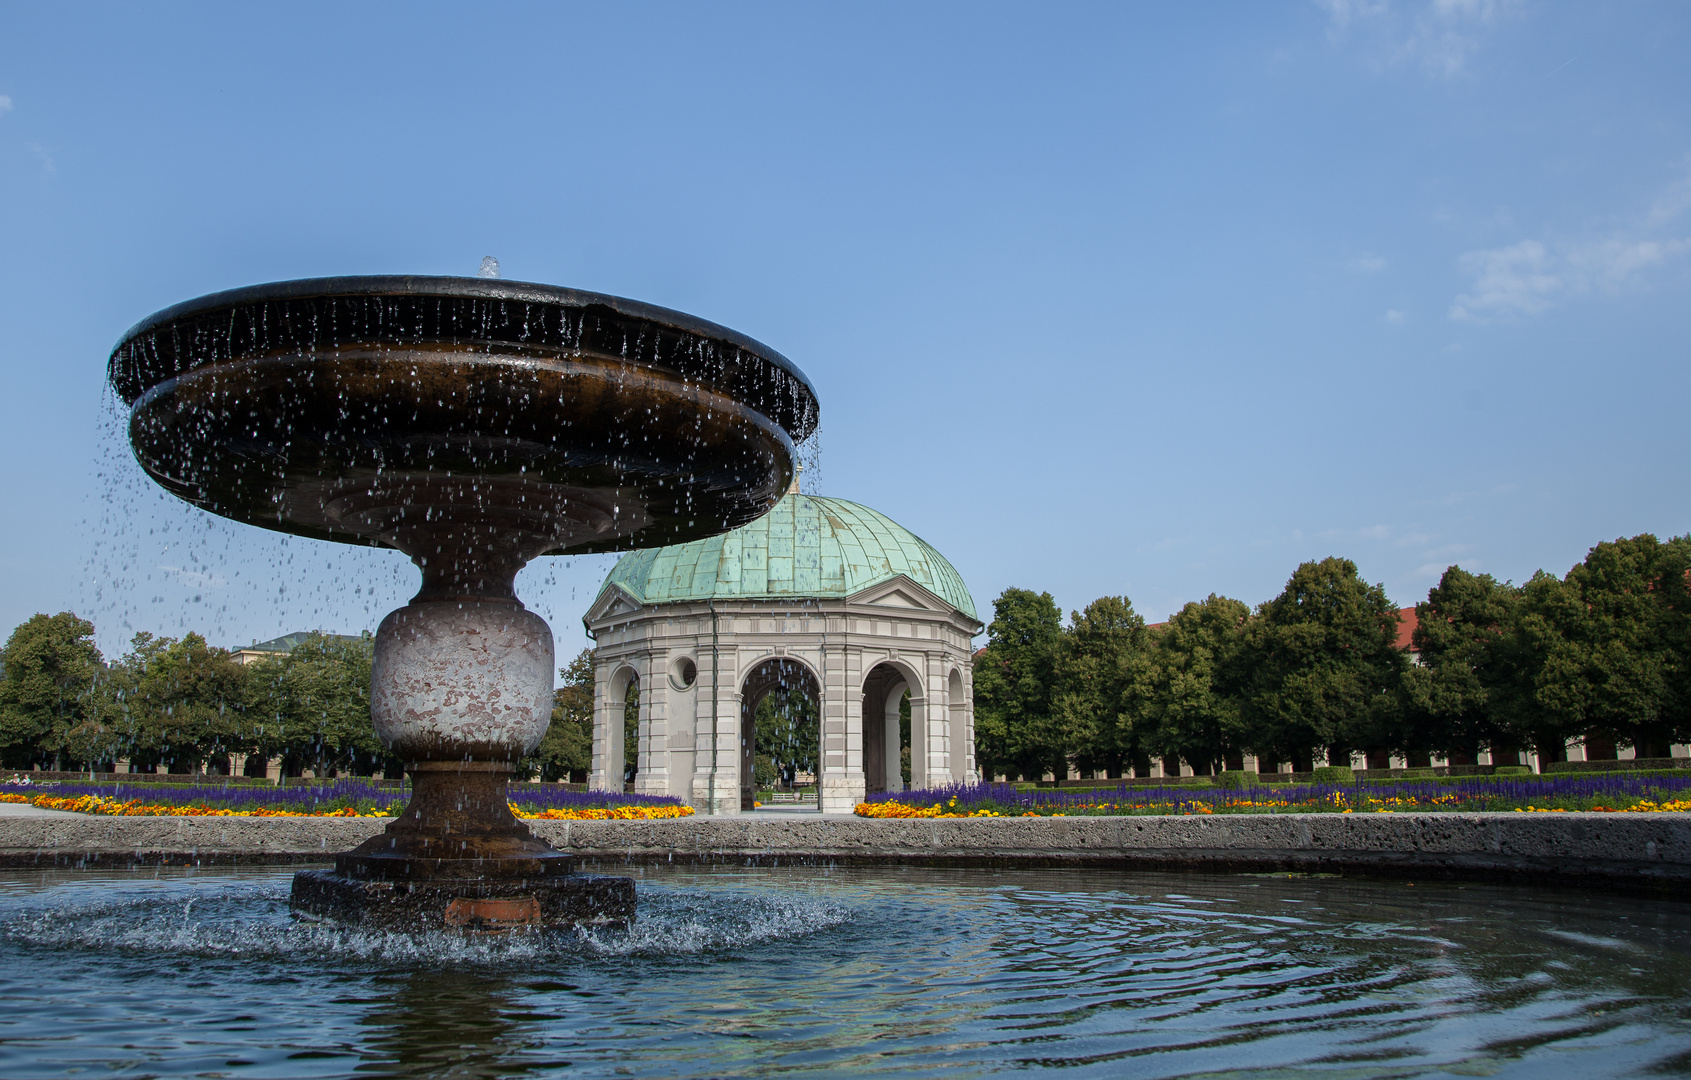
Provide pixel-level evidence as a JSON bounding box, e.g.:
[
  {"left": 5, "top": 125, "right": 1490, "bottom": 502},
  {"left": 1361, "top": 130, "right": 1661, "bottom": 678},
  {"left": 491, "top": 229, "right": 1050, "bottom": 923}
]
[
  {"left": 623, "top": 678, "right": 640, "bottom": 781},
  {"left": 973, "top": 587, "right": 1064, "bottom": 781},
  {"left": 529, "top": 648, "right": 595, "bottom": 782},
  {"left": 1142, "top": 594, "right": 1251, "bottom": 773},
  {"left": 1492, "top": 535, "right": 1691, "bottom": 757},
  {"left": 754, "top": 678, "right": 820, "bottom": 789},
  {"left": 1053, "top": 595, "right": 1153, "bottom": 777},
  {"left": 244, "top": 633, "right": 376, "bottom": 776},
  {"left": 1238, "top": 558, "right": 1406, "bottom": 769},
  {"left": 0, "top": 612, "right": 109, "bottom": 770},
  {"left": 116, "top": 631, "right": 252, "bottom": 772},
  {"left": 1402, "top": 566, "right": 1519, "bottom": 759}
]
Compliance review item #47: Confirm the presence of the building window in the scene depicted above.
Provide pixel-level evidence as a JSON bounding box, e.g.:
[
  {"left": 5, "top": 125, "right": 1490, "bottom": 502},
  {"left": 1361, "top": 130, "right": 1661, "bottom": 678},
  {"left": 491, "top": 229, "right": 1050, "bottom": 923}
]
[{"left": 670, "top": 656, "right": 698, "bottom": 691}]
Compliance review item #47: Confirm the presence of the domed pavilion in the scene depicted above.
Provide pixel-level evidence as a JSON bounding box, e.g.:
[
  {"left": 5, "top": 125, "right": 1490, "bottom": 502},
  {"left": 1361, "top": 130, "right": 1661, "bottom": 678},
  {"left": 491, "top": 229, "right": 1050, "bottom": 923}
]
[{"left": 583, "top": 484, "right": 982, "bottom": 815}]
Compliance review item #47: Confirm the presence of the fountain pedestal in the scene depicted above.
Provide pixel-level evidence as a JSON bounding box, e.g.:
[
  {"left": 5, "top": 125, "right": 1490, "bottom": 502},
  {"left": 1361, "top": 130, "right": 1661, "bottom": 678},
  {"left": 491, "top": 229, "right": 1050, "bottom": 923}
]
[{"left": 289, "top": 595, "right": 634, "bottom": 931}]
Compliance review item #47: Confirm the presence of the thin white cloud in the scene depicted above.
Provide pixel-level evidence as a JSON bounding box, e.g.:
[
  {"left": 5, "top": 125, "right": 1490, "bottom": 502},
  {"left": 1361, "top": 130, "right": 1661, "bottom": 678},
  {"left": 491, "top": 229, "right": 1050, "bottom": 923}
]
[
  {"left": 1419, "top": 0, "right": 1519, "bottom": 76},
  {"left": 1384, "top": 308, "right": 1406, "bottom": 324},
  {"left": 0, "top": 95, "right": 12, "bottom": 115},
  {"left": 28, "top": 142, "right": 55, "bottom": 175},
  {"left": 1420, "top": 542, "right": 1472, "bottom": 558},
  {"left": 1349, "top": 253, "right": 1387, "bottom": 273},
  {"left": 1315, "top": 0, "right": 1520, "bottom": 77},
  {"left": 1450, "top": 167, "right": 1691, "bottom": 321},
  {"left": 159, "top": 565, "right": 228, "bottom": 590},
  {"left": 1317, "top": 0, "right": 1389, "bottom": 31}
]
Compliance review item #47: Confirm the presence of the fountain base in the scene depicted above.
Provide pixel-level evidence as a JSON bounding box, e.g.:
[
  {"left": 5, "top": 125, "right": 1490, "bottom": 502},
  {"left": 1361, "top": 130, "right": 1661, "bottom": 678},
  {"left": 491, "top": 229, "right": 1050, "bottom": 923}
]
[
  {"left": 290, "top": 867, "right": 635, "bottom": 931},
  {"left": 288, "top": 767, "right": 637, "bottom": 931}
]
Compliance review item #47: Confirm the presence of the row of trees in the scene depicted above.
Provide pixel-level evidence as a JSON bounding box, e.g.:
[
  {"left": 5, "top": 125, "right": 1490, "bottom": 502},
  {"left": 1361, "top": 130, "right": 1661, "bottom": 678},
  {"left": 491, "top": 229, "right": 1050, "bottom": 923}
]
[
  {"left": 0, "top": 614, "right": 596, "bottom": 781},
  {"left": 973, "top": 534, "right": 1691, "bottom": 779}
]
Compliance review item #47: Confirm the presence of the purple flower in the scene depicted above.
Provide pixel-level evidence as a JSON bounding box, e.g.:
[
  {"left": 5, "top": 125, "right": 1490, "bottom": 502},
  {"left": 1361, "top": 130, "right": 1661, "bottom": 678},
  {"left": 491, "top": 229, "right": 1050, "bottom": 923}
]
[
  {"left": 862, "top": 773, "right": 1691, "bottom": 813},
  {"left": 14, "top": 778, "right": 683, "bottom": 813}
]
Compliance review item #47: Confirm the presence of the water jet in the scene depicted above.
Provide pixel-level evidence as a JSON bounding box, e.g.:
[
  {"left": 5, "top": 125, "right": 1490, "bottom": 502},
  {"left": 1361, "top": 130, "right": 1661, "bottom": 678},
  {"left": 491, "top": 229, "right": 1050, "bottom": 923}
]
[{"left": 108, "top": 275, "right": 819, "bottom": 930}]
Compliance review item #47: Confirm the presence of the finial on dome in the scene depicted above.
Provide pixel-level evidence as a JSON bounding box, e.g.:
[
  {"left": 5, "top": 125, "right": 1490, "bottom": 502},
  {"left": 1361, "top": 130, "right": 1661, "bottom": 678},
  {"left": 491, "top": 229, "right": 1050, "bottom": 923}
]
[{"left": 788, "top": 462, "right": 803, "bottom": 495}]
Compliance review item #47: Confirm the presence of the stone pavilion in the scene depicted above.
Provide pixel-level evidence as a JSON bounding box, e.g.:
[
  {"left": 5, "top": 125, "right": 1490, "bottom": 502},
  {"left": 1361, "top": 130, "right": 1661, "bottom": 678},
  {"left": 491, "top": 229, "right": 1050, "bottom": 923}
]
[{"left": 582, "top": 484, "right": 982, "bottom": 814}]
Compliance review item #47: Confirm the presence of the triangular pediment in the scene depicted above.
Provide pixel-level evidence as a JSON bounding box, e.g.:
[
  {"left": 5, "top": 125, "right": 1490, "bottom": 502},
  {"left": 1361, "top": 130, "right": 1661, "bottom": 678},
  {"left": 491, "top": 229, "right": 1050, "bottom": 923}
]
[
  {"left": 850, "top": 575, "right": 947, "bottom": 613},
  {"left": 869, "top": 588, "right": 924, "bottom": 609},
  {"left": 583, "top": 585, "right": 642, "bottom": 626}
]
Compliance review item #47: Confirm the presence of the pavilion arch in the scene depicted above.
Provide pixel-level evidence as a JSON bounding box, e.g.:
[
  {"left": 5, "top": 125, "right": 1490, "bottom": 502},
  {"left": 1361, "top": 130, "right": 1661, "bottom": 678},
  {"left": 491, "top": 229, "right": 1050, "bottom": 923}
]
[
  {"left": 861, "top": 659, "right": 927, "bottom": 794},
  {"left": 596, "top": 664, "right": 640, "bottom": 792},
  {"left": 739, "top": 656, "right": 823, "bottom": 810},
  {"left": 737, "top": 651, "right": 825, "bottom": 695}
]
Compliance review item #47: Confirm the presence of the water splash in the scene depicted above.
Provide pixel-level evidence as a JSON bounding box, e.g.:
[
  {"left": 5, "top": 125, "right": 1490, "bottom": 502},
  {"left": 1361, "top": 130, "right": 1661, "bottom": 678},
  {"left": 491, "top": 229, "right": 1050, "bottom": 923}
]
[
  {"left": 478, "top": 256, "right": 501, "bottom": 279},
  {"left": 2, "top": 878, "right": 853, "bottom": 969}
]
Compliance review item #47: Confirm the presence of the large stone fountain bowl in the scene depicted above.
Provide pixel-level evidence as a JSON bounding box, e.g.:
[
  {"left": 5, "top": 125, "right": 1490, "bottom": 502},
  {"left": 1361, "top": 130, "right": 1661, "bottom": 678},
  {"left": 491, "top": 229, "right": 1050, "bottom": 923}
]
[{"left": 108, "top": 276, "right": 819, "bottom": 589}]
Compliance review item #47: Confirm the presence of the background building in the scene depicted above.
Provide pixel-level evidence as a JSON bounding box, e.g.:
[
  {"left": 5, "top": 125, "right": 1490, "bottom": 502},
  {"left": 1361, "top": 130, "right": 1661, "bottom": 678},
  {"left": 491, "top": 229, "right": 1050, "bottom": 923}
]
[{"left": 232, "top": 631, "right": 365, "bottom": 667}]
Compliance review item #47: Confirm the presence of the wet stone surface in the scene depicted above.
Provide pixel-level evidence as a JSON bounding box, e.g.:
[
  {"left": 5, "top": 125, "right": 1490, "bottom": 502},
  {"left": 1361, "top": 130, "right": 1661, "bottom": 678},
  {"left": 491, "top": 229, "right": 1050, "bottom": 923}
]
[{"left": 290, "top": 868, "right": 635, "bottom": 931}]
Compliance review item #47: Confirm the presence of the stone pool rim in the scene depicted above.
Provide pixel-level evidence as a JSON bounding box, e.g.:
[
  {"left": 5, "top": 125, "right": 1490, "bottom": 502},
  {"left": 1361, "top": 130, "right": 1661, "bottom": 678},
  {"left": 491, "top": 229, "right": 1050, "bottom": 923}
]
[{"left": 1, "top": 814, "right": 1687, "bottom": 895}]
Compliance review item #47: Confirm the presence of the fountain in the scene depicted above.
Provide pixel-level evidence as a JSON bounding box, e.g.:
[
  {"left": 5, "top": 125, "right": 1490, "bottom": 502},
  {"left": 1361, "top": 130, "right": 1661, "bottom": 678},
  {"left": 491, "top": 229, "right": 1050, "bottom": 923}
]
[{"left": 106, "top": 274, "right": 819, "bottom": 930}]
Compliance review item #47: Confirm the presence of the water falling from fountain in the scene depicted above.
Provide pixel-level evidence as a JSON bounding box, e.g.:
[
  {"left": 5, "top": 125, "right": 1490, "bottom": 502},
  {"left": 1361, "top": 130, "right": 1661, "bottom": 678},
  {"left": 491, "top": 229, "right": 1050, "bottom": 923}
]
[{"left": 104, "top": 274, "right": 820, "bottom": 930}]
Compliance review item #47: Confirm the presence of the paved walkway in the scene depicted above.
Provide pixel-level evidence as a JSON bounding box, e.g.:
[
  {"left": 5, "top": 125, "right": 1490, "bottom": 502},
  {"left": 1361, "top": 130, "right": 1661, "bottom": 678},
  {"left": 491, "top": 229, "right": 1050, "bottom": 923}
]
[{"left": 0, "top": 802, "right": 84, "bottom": 819}]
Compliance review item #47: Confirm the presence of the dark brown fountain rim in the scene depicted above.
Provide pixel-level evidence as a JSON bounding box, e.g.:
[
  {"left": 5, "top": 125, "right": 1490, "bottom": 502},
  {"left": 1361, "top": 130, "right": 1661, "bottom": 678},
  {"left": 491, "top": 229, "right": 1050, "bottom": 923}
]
[{"left": 108, "top": 274, "right": 819, "bottom": 440}]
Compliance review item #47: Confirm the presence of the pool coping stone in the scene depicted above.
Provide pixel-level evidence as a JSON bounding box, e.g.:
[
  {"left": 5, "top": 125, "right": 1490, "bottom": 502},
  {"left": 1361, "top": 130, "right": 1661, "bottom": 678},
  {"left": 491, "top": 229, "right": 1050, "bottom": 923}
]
[{"left": 0, "top": 813, "right": 1686, "bottom": 892}]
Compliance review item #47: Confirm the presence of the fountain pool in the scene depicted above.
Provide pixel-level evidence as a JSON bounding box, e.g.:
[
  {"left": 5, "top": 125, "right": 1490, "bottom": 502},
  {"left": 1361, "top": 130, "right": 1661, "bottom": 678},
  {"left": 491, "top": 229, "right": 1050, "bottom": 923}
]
[{"left": 2, "top": 865, "right": 1688, "bottom": 1078}]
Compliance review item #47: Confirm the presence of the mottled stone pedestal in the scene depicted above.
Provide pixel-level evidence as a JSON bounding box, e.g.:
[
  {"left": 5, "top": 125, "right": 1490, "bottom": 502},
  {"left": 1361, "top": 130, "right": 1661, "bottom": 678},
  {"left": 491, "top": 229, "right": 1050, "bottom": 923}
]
[{"left": 287, "top": 598, "right": 636, "bottom": 932}]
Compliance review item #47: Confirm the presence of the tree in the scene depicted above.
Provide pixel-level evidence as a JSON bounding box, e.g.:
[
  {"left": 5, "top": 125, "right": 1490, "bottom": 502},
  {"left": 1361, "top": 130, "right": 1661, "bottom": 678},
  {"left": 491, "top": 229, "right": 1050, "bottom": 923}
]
[
  {"left": 117, "top": 632, "right": 253, "bottom": 773},
  {"left": 1052, "top": 596, "right": 1153, "bottom": 777},
  {"left": 1402, "top": 566, "right": 1520, "bottom": 762},
  {"left": 1142, "top": 594, "right": 1251, "bottom": 775},
  {"left": 529, "top": 649, "right": 595, "bottom": 782},
  {"left": 1562, "top": 534, "right": 1691, "bottom": 755},
  {"left": 754, "top": 680, "right": 819, "bottom": 788},
  {"left": 1238, "top": 558, "right": 1406, "bottom": 771},
  {"left": 0, "top": 612, "right": 109, "bottom": 770},
  {"left": 973, "top": 588, "right": 1064, "bottom": 781},
  {"left": 1492, "top": 535, "right": 1691, "bottom": 759},
  {"left": 245, "top": 633, "right": 376, "bottom": 777},
  {"left": 623, "top": 678, "right": 640, "bottom": 781}
]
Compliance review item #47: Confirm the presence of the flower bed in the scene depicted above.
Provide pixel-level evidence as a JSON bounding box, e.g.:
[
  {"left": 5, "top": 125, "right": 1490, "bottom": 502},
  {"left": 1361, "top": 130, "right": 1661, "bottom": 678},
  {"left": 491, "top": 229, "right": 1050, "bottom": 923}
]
[
  {"left": 523, "top": 804, "right": 695, "bottom": 820},
  {"left": 856, "top": 775, "right": 1691, "bottom": 818},
  {"left": 0, "top": 778, "right": 693, "bottom": 820},
  {"left": 0, "top": 793, "right": 389, "bottom": 817}
]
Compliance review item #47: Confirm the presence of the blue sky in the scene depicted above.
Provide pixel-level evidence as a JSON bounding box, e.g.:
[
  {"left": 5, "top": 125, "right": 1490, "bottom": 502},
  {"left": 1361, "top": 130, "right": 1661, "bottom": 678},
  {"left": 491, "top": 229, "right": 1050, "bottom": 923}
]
[{"left": 1, "top": 1, "right": 1687, "bottom": 666}]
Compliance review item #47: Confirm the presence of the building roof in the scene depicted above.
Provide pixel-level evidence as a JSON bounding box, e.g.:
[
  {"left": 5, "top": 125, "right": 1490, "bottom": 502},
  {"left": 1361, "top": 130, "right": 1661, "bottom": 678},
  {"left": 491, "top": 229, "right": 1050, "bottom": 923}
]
[
  {"left": 237, "top": 631, "right": 366, "bottom": 655},
  {"left": 1394, "top": 607, "right": 1419, "bottom": 651},
  {"left": 594, "top": 493, "right": 977, "bottom": 620}
]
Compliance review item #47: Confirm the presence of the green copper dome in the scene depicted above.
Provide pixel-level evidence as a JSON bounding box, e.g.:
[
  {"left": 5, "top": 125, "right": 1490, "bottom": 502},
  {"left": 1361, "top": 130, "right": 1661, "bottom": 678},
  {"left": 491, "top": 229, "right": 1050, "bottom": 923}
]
[{"left": 594, "top": 493, "right": 977, "bottom": 620}]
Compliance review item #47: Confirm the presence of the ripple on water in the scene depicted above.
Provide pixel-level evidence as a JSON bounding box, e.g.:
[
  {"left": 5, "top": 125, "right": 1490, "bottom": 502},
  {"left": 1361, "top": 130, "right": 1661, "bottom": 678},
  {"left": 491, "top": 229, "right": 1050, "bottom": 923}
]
[{"left": 0, "top": 866, "right": 1689, "bottom": 1079}]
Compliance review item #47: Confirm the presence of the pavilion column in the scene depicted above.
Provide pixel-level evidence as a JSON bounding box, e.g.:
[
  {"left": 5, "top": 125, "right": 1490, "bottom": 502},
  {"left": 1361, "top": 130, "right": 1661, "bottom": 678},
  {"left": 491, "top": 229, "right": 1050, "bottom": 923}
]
[
  {"left": 926, "top": 652, "right": 948, "bottom": 785},
  {"left": 634, "top": 653, "right": 669, "bottom": 798},
  {"left": 690, "top": 641, "right": 740, "bottom": 816},
  {"left": 819, "top": 639, "right": 863, "bottom": 815},
  {"left": 908, "top": 695, "right": 928, "bottom": 790}
]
